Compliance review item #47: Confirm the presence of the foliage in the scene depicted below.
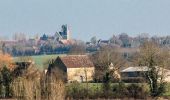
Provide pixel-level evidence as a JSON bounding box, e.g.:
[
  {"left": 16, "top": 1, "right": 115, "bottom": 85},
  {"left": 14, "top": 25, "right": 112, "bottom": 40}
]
[
  {"left": 66, "top": 83, "right": 150, "bottom": 99},
  {"left": 126, "top": 84, "right": 149, "bottom": 99},
  {"left": 0, "top": 52, "right": 13, "bottom": 70},
  {"left": 102, "top": 72, "right": 112, "bottom": 96},
  {"left": 90, "top": 36, "right": 97, "bottom": 44},
  {"left": 0, "top": 66, "right": 13, "bottom": 98}
]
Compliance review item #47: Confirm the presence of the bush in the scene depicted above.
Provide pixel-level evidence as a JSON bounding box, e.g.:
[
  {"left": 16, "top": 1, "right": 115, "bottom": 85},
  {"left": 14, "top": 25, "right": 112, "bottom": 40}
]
[
  {"left": 11, "top": 77, "right": 41, "bottom": 100},
  {"left": 112, "top": 82, "right": 128, "bottom": 98},
  {"left": 126, "top": 84, "right": 149, "bottom": 99},
  {"left": 66, "top": 82, "right": 104, "bottom": 99},
  {"left": 0, "top": 67, "right": 13, "bottom": 98},
  {"left": 66, "top": 83, "right": 151, "bottom": 99},
  {"left": 12, "top": 73, "right": 65, "bottom": 100},
  {"left": 40, "top": 73, "right": 65, "bottom": 100},
  {"left": 66, "top": 82, "right": 88, "bottom": 99},
  {"left": 122, "top": 77, "right": 147, "bottom": 83},
  {"left": 157, "top": 82, "right": 167, "bottom": 96}
]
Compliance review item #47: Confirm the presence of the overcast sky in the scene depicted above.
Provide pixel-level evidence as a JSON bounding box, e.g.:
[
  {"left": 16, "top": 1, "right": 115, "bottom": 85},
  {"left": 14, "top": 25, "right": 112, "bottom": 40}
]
[{"left": 0, "top": 0, "right": 170, "bottom": 41}]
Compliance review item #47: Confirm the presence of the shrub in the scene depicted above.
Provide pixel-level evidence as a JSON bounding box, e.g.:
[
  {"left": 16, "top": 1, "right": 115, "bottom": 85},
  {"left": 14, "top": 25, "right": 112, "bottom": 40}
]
[
  {"left": 40, "top": 73, "right": 65, "bottom": 100},
  {"left": 66, "top": 82, "right": 87, "bottom": 99},
  {"left": 0, "top": 66, "right": 13, "bottom": 98},
  {"left": 157, "top": 82, "right": 167, "bottom": 96},
  {"left": 126, "top": 84, "right": 149, "bottom": 99},
  {"left": 112, "top": 82, "right": 128, "bottom": 98},
  {"left": 11, "top": 77, "right": 41, "bottom": 100},
  {"left": 12, "top": 74, "right": 65, "bottom": 100},
  {"left": 102, "top": 72, "right": 112, "bottom": 98}
]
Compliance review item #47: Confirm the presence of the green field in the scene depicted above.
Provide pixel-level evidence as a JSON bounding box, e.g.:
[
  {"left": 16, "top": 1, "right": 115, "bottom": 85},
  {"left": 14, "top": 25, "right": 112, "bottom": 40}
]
[
  {"left": 66, "top": 83, "right": 170, "bottom": 97},
  {"left": 14, "top": 54, "right": 66, "bottom": 69}
]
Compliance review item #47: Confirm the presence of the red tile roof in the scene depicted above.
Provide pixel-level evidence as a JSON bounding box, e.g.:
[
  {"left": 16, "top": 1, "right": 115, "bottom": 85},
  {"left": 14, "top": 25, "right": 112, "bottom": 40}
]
[{"left": 59, "top": 55, "right": 94, "bottom": 68}]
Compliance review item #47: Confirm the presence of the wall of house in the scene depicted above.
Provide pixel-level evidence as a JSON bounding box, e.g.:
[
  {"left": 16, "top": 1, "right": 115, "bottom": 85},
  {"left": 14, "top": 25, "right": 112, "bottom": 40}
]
[
  {"left": 67, "top": 67, "right": 94, "bottom": 82},
  {"left": 121, "top": 70, "right": 170, "bottom": 83},
  {"left": 121, "top": 71, "right": 147, "bottom": 82},
  {"left": 54, "top": 57, "right": 67, "bottom": 73},
  {"left": 163, "top": 71, "right": 170, "bottom": 82}
]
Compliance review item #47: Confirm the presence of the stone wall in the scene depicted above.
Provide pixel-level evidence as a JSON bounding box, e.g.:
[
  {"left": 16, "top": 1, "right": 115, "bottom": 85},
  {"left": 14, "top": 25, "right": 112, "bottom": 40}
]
[{"left": 67, "top": 67, "right": 94, "bottom": 82}]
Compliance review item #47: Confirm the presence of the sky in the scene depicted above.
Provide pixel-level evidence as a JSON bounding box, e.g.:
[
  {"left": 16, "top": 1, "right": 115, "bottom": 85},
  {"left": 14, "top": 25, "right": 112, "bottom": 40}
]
[{"left": 0, "top": 0, "right": 170, "bottom": 41}]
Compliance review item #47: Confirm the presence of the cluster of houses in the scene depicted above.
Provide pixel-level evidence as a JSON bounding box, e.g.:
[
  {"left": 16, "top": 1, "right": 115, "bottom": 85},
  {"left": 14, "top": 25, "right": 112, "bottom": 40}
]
[
  {"left": 1, "top": 27, "right": 170, "bottom": 57},
  {"left": 14, "top": 55, "right": 170, "bottom": 83},
  {"left": 0, "top": 25, "right": 75, "bottom": 56}
]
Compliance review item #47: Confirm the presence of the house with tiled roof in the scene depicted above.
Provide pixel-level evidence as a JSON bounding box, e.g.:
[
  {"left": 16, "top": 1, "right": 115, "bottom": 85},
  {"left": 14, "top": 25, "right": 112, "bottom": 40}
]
[{"left": 48, "top": 55, "right": 95, "bottom": 82}]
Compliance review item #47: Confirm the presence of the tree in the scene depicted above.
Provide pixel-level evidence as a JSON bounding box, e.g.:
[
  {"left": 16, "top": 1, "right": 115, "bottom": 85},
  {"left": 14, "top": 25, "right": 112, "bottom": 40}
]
[
  {"left": 90, "top": 46, "right": 125, "bottom": 97},
  {"left": 11, "top": 56, "right": 41, "bottom": 100},
  {"left": 110, "top": 35, "right": 122, "bottom": 45},
  {"left": 0, "top": 51, "right": 13, "bottom": 70},
  {"left": 13, "top": 33, "right": 27, "bottom": 41},
  {"left": 135, "top": 41, "right": 170, "bottom": 96},
  {"left": 119, "top": 33, "right": 130, "bottom": 47},
  {"left": 137, "top": 33, "right": 149, "bottom": 45},
  {"left": 90, "top": 46, "right": 125, "bottom": 82},
  {"left": 69, "top": 40, "right": 86, "bottom": 55},
  {"left": 42, "top": 60, "right": 65, "bottom": 100},
  {"left": 0, "top": 51, "right": 13, "bottom": 98},
  {"left": 1, "top": 67, "right": 12, "bottom": 97},
  {"left": 90, "top": 36, "right": 97, "bottom": 44}
]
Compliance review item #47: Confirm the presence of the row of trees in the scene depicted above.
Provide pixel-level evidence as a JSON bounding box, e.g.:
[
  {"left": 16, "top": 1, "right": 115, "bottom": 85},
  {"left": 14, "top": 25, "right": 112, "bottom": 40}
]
[{"left": 90, "top": 33, "right": 170, "bottom": 47}]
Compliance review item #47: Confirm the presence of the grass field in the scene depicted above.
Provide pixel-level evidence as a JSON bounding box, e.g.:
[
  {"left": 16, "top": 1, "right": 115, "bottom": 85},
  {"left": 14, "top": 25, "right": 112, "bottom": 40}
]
[
  {"left": 66, "top": 83, "right": 170, "bottom": 96},
  {"left": 163, "top": 83, "right": 170, "bottom": 96},
  {"left": 14, "top": 54, "right": 66, "bottom": 69}
]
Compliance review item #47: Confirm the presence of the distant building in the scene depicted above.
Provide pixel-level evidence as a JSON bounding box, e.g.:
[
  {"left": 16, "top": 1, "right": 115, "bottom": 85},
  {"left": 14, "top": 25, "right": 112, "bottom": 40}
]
[
  {"left": 98, "top": 39, "right": 110, "bottom": 44},
  {"left": 121, "top": 66, "right": 170, "bottom": 82},
  {"left": 40, "top": 25, "right": 71, "bottom": 41},
  {"left": 48, "top": 55, "right": 95, "bottom": 82},
  {"left": 40, "top": 34, "right": 48, "bottom": 41},
  {"left": 55, "top": 24, "right": 71, "bottom": 40}
]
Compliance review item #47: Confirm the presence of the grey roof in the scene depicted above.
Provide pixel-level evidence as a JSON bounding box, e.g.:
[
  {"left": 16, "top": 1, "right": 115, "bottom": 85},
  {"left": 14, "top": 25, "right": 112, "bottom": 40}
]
[{"left": 121, "top": 66, "right": 149, "bottom": 72}]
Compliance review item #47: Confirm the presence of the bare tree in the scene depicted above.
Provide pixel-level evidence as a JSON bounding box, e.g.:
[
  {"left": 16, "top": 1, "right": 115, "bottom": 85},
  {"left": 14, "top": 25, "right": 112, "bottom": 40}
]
[
  {"left": 12, "top": 77, "right": 41, "bottom": 100},
  {"left": 69, "top": 40, "right": 86, "bottom": 55},
  {"left": 12, "top": 57, "right": 65, "bottom": 100},
  {"left": 90, "top": 46, "right": 125, "bottom": 82},
  {"left": 135, "top": 41, "right": 170, "bottom": 96},
  {"left": 13, "top": 33, "right": 27, "bottom": 41}
]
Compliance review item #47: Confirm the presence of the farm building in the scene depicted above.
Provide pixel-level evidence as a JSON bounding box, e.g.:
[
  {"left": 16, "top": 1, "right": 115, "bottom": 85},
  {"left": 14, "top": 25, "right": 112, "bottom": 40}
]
[
  {"left": 121, "top": 66, "right": 170, "bottom": 82},
  {"left": 12, "top": 61, "right": 40, "bottom": 79},
  {"left": 48, "top": 55, "right": 95, "bottom": 82}
]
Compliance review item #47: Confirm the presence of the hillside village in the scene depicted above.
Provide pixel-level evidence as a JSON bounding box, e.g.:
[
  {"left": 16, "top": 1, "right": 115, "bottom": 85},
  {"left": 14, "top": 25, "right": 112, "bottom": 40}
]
[
  {"left": 0, "top": 25, "right": 170, "bottom": 58},
  {"left": 2, "top": 0, "right": 170, "bottom": 99},
  {"left": 0, "top": 27, "right": 169, "bottom": 99}
]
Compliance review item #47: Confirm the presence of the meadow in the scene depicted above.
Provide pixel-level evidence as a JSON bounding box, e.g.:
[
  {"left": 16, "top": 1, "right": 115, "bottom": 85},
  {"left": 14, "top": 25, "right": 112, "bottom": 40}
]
[
  {"left": 14, "top": 54, "right": 66, "bottom": 69},
  {"left": 66, "top": 83, "right": 170, "bottom": 98}
]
